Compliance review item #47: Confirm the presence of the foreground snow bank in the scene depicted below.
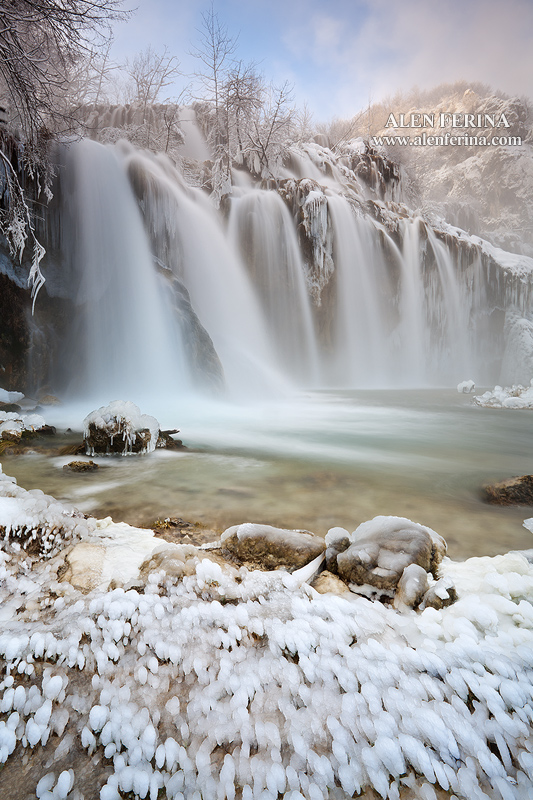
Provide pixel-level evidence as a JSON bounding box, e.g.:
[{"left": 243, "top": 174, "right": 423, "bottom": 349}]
[
  {"left": 0, "top": 467, "right": 533, "bottom": 800},
  {"left": 474, "top": 379, "right": 533, "bottom": 408}
]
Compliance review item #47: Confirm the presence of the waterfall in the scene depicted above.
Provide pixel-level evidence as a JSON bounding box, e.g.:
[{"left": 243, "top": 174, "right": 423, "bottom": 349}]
[
  {"left": 229, "top": 190, "right": 320, "bottom": 384},
  {"left": 327, "top": 195, "right": 392, "bottom": 387},
  {"left": 40, "top": 129, "right": 531, "bottom": 402},
  {"left": 121, "top": 150, "right": 287, "bottom": 396},
  {"left": 63, "top": 139, "right": 190, "bottom": 404}
]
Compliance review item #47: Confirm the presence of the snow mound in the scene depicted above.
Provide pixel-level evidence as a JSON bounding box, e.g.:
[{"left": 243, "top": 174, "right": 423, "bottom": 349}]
[
  {"left": 0, "top": 411, "right": 47, "bottom": 440},
  {"left": 474, "top": 379, "right": 533, "bottom": 408},
  {"left": 83, "top": 400, "right": 160, "bottom": 455},
  {"left": 0, "top": 388, "right": 24, "bottom": 404}
]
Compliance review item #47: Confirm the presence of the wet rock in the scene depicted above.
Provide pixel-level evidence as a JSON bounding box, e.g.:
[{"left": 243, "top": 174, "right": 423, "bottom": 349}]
[
  {"left": 335, "top": 516, "right": 446, "bottom": 593},
  {"left": 35, "top": 424, "right": 56, "bottom": 436},
  {"left": 156, "top": 429, "right": 185, "bottom": 449},
  {"left": 310, "top": 570, "right": 352, "bottom": 596},
  {"left": 483, "top": 475, "right": 533, "bottom": 505},
  {"left": 63, "top": 460, "right": 99, "bottom": 472},
  {"left": 221, "top": 523, "right": 326, "bottom": 571},
  {"left": 0, "top": 402, "right": 22, "bottom": 413},
  {"left": 39, "top": 394, "right": 61, "bottom": 406},
  {"left": 85, "top": 420, "right": 153, "bottom": 455}
]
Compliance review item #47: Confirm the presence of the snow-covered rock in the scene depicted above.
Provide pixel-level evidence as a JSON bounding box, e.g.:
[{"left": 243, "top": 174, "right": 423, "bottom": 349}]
[
  {"left": 0, "top": 411, "right": 48, "bottom": 441},
  {"left": 83, "top": 401, "right": 160, "bottom": 455},
  {"left": 457, "top": 380, "right": 475, "bottom": 393},
  {"left": 220, "top": 522, "right": 326, "bottom": 570},
  {"left": 474, "top": 379, "right": 533, "bottom": 408},
  {"left": 335, "top": 516, "right": 446, "bottom": 597},
  {"left": 0, "top": 389, "right": 24, "bottom": 405}
]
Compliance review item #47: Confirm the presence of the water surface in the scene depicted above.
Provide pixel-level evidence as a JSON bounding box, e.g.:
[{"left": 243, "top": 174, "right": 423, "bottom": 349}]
[{"left": 4, "top": 390, "right": 533, "bottom": 559}]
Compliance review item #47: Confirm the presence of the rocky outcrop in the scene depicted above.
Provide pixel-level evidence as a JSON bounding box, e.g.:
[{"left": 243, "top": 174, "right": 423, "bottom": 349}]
[{"left": 483, "top": 475, "right": 533, "bottom": 505}]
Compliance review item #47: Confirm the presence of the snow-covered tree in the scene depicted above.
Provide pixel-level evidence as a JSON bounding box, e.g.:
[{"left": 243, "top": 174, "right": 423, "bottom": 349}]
[{"left": 0, "top": 0, "right": 128, "bottom": 303}]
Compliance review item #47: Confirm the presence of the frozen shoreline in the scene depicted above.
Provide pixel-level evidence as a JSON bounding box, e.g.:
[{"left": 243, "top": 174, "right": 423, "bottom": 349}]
[{"left": 1, "top": 465, "right": 533, "bottom": 799}]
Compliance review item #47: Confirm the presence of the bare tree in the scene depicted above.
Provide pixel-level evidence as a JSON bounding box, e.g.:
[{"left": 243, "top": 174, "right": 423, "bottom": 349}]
[
  {"left": 190, "top": 4, "right": 237, "bottom": 135},
  {"left": 0, "top": 0, "right": 128, "bottom": 303},
  {"left": 245, "top": 81, "right": 297, "bottom": 178},
  {"left": 223, "top": 60, "right": 264, "bottom": 159},
  {"left": 124, "top": 46, "right": 181, "bottom": 111},
  {"left": 66, "top": 42, "right": 119, "bottom": 110}
]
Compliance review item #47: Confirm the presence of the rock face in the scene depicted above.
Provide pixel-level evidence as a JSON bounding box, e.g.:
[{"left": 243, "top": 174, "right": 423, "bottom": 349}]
[
  {"left": 336, "top": 516, "right": 446, "bottom": 594},
  {"left": 221, "top": 523, "right": 326, "bottom": 571},
  {"left": 483, "top": 475, "right": 533, "bottom": 505}
]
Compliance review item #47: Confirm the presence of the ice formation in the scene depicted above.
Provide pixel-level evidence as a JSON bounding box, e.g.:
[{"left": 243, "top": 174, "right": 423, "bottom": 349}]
[
  {"left": 474, "top": 379, "right": 533, "bottom": 409},
  {"left": 457, "top": 380, "right": 476, "bottom": 393},
  {"left": 83, "top": 401, "right": 161, "bottom": 455},
  {"left": 0, "top": 466, "right": 532, "bottom": 799}
]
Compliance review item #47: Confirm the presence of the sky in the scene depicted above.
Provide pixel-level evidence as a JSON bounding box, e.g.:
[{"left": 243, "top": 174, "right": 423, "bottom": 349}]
[{"left": 109, "top": 0, "right": 533, "bottom": 122}]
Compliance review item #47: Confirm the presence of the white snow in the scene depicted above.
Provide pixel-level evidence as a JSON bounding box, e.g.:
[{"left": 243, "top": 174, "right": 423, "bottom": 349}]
[
  {"left": 0, "top": 465, "right": 532, "bottom": 800},
  {"left": 0, "top": 389, "right": 24, "bottom": 404},
  {"left": 457, "top": 380, "right": 475, "bottom": 393},
  {"left": 474, "top": 378, "right": 533, "bottom": 408},
  {"left": 0, "top": 411, "right": 47, "bottom": 439}
]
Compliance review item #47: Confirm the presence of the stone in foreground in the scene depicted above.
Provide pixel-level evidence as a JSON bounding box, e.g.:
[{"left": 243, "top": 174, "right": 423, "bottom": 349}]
[
  {"left": 221, "top": 522, "right": 326, "bottom": 570},
  {"left": 336, "top": 516, "right": 446, "bottom": 593}
]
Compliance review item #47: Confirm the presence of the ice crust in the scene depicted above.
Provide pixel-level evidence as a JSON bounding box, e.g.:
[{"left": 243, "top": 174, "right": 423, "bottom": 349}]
[
  {"left": 0, "top": 467, "right": 533, "bottom": 800},
  {"left": 474, "top": 379, "right": 533, "bottom": 409}
]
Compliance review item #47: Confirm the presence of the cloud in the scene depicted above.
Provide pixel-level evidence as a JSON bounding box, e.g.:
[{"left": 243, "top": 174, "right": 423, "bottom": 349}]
[{"left": 283, "top": 0, "right": 533, "bottom": 117}]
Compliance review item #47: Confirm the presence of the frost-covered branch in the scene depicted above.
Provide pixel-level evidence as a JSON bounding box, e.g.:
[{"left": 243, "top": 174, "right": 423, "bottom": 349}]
[
  {"left": 0, "top": 148, "right": 45, "bottom": 309},
  {"left": 0, "top": 0, "right": 129, "bottom": 306}
]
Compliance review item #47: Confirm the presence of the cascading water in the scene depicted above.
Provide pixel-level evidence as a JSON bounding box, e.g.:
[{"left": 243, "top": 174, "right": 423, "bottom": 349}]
[
  {"left": 229, "top": 190, "right": 320, "bottom": 384},
  {"left": 48, "top": 124, "right": 531, "bottom": 401},
  {"left": 395, "top": 218, "right": 430, "bottom": 384},
  {"left": 63, "top": 138, "right": 190, "bottom": 404},
  {"left": 327, "top": 195, "right": 392, "bottom": 386}
]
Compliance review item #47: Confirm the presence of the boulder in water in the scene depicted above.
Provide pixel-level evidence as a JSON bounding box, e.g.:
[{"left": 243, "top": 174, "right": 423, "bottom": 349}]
[
  {"left": 63, "top": 460, "right": 99, "bottom": 472},
  {"left": 483, "top": 475, "right": 533, "bottom": 505},
  {"left": 83, "top": 401, "right": 161, "bottom": 455}
]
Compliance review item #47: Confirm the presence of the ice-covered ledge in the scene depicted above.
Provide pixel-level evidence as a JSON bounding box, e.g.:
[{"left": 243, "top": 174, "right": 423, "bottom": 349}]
[{"left": 0, "top": 466, "right": 532, "bottom": 800}]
